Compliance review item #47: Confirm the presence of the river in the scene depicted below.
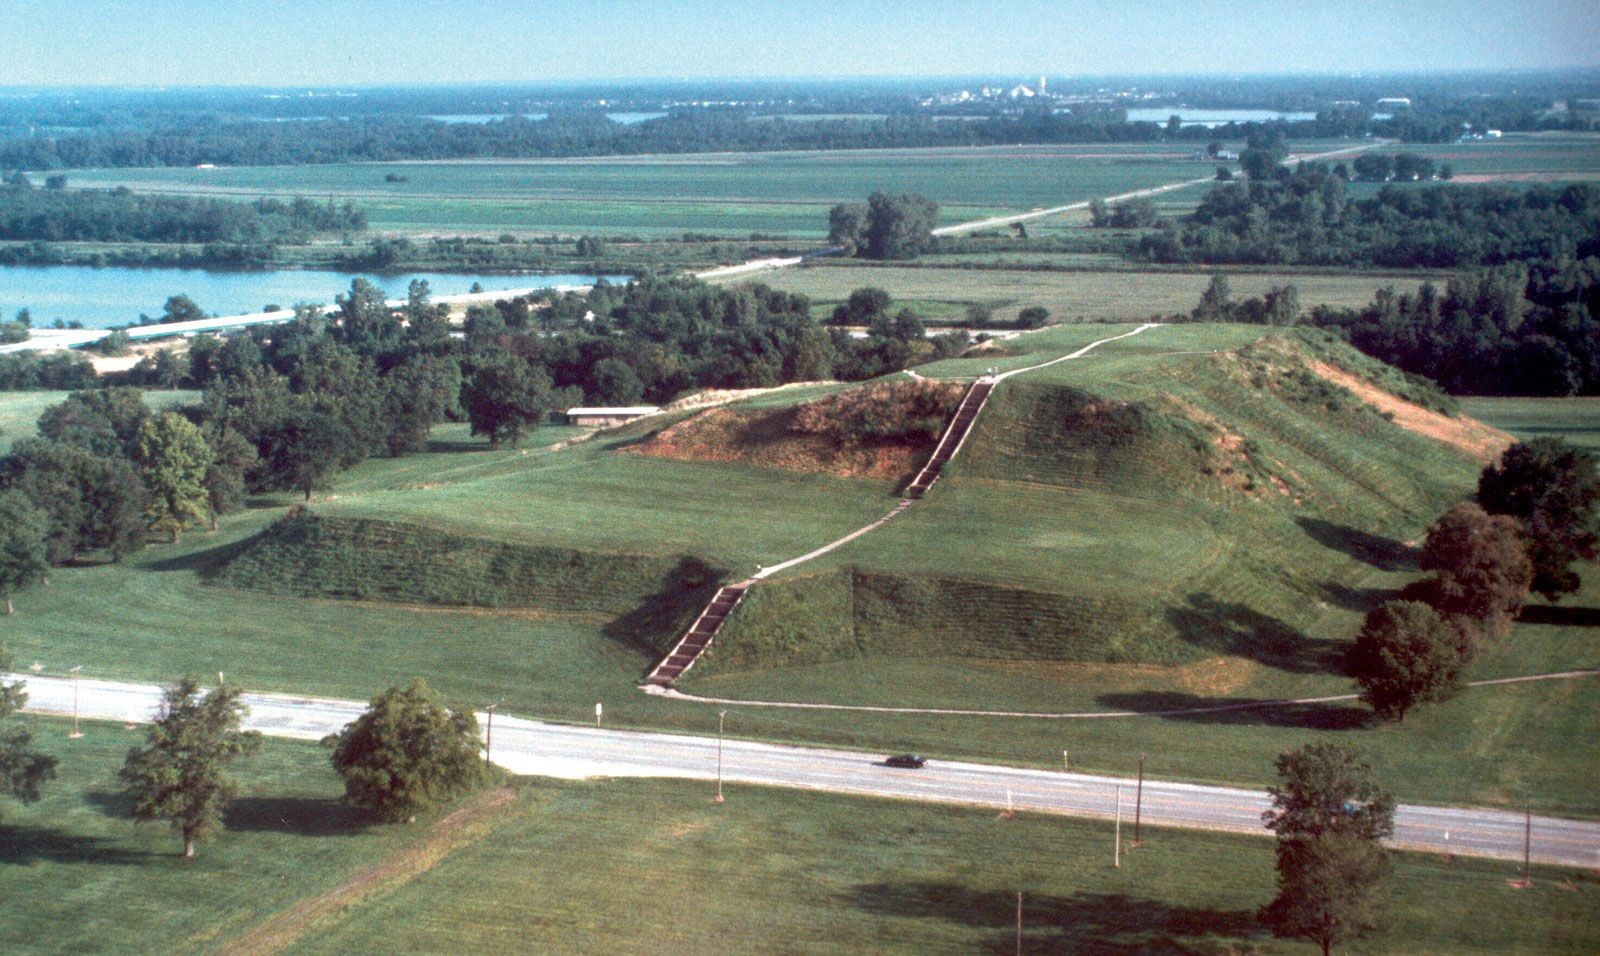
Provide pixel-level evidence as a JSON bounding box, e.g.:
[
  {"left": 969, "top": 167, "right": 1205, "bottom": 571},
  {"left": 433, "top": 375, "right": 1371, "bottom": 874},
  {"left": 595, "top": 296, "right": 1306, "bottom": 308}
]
[{"left": 0, "top": 265, "right": 627, "bottom": 330}]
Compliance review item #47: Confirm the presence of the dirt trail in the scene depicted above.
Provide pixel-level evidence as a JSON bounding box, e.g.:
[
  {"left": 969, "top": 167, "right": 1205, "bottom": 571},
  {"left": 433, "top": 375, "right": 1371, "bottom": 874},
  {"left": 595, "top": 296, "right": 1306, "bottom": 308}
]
[{"left": 219, "top": 786, "right": 519, "bottom": 956}]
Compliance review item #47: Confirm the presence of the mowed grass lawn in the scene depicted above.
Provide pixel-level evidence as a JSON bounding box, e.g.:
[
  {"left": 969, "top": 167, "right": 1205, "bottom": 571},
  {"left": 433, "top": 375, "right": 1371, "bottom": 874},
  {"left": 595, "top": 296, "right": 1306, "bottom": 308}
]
[
  {"left": 0, "top": 717, "right": 426, "bottom": 954},
  {"left": 6, "top": 721, "right": 1592, "bottom": 954},
  {"left": 744, "top": 265, "right": 1430, "bottom": 325},
  {"left": 65, "top": 145, "right": 1228, "bottom": 237},
  {"left": 289, "top": 777, "right": 1599, "bottom": 955}
]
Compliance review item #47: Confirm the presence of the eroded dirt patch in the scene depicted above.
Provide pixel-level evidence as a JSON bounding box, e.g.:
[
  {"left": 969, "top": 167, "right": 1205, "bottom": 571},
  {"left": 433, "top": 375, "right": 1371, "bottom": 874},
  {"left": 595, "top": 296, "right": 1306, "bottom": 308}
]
[
  {"left": 629, "top": 380, "right": 964, "bottom": 480},
  {"left": 1311, "top": 362, "right": 1512, "bottom": 462}
]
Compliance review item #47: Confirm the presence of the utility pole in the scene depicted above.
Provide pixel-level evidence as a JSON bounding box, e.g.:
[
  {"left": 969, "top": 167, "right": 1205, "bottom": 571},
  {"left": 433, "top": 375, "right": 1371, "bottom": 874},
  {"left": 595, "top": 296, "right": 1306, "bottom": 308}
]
[
  {"left": 1133, "top": 754, "right": 1144, "bottom": 847},
  {"left": 1522, "top": 804, "right": 1532, "bottom": 883},
  {"left": 1113, "top": 785, "right": 1122, "bottom": 868},
  {"left": 714, "top": 710, "right": 726, "bottom": 803},
  {"left": 1015, "top": 891, "right": 1022, "bottom": 955},
  {"left": 1062, "top": 749, "right": 1069, "bottom": 772},
  {"left": 69, "top": 666, "right": 83, "bottom": 739},
  {"left": 484, "top": 703, "right": 496, "bottom": 767}
]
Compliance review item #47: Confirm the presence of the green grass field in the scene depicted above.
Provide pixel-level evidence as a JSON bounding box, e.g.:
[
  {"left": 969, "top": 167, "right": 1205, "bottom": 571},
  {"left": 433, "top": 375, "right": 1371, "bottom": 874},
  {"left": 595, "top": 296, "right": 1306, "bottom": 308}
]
[
  {"left": 291, "top": 777, "right": 1597, "bottom": 955},
  {"left": 739, "top": 265, "right": 1430, "bottom": 325},
  {"left": 6, "top": 717, "right": 1592, "bottom": 954},
  {"left": 0, "top": 717, "right": 424, "bottom": 954},
  {"left": 64, "top": 145, "right": 1232, "bottom": 237}
]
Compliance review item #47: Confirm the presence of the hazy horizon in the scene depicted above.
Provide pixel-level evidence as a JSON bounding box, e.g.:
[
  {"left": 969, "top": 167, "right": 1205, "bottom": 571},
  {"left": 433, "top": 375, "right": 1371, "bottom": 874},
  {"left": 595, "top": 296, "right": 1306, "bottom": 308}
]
[{"left": 2, "top": 0, "right": 1596, "bottom": 88}]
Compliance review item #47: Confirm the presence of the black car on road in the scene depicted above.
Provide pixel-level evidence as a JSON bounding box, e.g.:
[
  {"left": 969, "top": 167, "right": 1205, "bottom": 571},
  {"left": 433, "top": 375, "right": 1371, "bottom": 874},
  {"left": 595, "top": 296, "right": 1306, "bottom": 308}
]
[{"left": 884, "top": 753, "right": 927, "bottom": 769}]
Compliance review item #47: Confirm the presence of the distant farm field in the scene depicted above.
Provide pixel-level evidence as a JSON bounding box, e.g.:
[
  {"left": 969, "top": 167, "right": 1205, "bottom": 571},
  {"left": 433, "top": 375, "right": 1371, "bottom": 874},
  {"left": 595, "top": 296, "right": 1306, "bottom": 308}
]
[
  {"left": 739, "top": 264, "right": 1432, "bottom": 323},
  {"left": 1459, "top": 397, "right": 1600, "bottom": 451},
  {"left": 65, "top": 145, "right": 1234, "bottom": 237}
]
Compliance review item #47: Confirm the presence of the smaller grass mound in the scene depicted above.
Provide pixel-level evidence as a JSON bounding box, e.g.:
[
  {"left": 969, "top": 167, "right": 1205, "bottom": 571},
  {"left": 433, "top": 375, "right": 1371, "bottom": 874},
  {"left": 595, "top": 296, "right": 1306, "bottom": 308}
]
[
  {"left": 212, "top": 511, "right": 727, "bottom": 654},
  {"left": 627, "top": 380, "right": 963, "bottom": 480}
]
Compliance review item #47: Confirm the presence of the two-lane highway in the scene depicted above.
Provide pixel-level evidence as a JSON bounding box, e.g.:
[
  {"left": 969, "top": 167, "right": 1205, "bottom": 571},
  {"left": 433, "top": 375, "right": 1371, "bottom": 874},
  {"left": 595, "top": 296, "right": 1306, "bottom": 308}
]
[{"left": 13, "top": 672, "right": 1598, "bottom": 869}]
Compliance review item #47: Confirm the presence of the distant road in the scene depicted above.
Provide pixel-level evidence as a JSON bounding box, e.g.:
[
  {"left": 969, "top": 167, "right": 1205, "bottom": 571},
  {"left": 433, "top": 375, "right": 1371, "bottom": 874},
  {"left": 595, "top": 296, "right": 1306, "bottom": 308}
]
[
  {"left": 930, "top": 141, "right": 1386, "bottom": 237},
  {"left": 15, "top": 672, "right": 1598, "bottom": 868}
]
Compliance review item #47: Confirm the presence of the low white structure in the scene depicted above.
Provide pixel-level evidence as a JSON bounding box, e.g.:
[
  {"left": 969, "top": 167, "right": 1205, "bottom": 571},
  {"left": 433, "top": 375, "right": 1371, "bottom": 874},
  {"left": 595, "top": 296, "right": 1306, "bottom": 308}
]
[{"left": 564, "top": 406, "right": 660, "bottom": 427}]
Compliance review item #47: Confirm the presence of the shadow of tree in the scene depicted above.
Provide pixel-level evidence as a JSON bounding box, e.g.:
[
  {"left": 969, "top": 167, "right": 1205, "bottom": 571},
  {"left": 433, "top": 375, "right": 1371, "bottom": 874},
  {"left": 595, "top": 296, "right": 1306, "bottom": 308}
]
[
  {"left": 1295, "top": 517, "right": 1415, "bottom": 572},
  {"left": 1095, "top": 691, "right": 1369, "bottom": 730},
  {"left": 223, "top": 796, "right": 369, "bottom": 837},
  {"left": 843, "top": 882, "right": 1262, "bottom": 954},
  {"left": 1167, "top": 593, "right": 1344, "bottom": 675},
  {"left": 1518, "top": 604, "right": 1600, "bottom": 628},
  {"left": 601, "top": 556, "right": 728, "bottom": 665},
  {"left": 141, "top": 533, "right": 258, "bottom": 577},
  {"left": 84, "top": 788, "right": 134, "bottom": 820},
  {"left": 0, "top": 827, "right": 155, "bottom": 867},
  {"left": 1316, "top": 581, "right": 1400, "bottom": 613}
]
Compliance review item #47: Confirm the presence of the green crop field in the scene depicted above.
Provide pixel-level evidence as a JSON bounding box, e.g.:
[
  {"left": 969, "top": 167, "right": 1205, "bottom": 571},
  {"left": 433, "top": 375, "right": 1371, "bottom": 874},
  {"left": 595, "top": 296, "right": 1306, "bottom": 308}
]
[
  {"left": 2, "top": 327, "right": 1596, "bottom": 817},
  {"left": 1388, "top": 133, "right": 1600, "bottom": 182},
  {"left": 64, "top": 145, "right": 1235, "bottom": 237},
  {"left": 1459, "top": 397, "right": 1600, "bottom": 451},
  {"left": 738, "top": 265, "right": 1430, "bottom": 325},
  {"left": 6, "top": 722, "right": 1591, "bottom": 954}
]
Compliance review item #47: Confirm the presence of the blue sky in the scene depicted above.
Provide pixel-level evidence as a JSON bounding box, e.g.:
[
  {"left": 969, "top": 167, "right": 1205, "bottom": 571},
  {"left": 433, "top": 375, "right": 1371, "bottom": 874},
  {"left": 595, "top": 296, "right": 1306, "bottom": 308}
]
[{"left": 1, "top": 0, "right": 1596, "bottom": 86}]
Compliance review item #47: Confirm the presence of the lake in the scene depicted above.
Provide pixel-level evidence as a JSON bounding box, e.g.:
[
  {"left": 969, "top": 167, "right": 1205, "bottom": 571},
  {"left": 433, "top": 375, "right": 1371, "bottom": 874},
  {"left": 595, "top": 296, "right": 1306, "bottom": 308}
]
[
  {"left": 1123, "top": 108, "right": 1319, "bottom": 128},
  {"left": 0, "top": 266, "right": 626, "bottom": 330}
]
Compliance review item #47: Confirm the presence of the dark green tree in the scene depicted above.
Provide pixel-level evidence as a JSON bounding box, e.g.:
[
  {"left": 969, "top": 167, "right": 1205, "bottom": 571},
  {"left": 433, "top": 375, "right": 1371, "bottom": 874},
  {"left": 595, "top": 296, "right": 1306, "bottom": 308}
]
[
  {"left": 1, "top": 644, "right": 58, "bottom": 825},
  {"left": 464, "top": 353, "right": 553, "bottom": 448},
  {"left": 830, "top": 287, "right": 893, "bottom": 326},
  {"left": 323, "top": 678, "right": 487, "bottom": 823},
  {"left": 1191, "top": 274, "right": 1234, "bottom": 322},
  {"left": 120, "top": 678, "right": 261, "bottom": 858},
  {"left": 1477, "top": 439, "right": 1600, "bottom": 600},
  {"left": 380, "top": 355, "right": 462, "bottom": 457},
  {"left": 134, "top": 413, "right": 215, "bottom": 543},
  {"left": 1264, "top": 832, "right": 1391, "bottom": 956},
  {"left": 1263, "top": 742, "right": 1394, "bottom": 954},
  {"left": 862, "top": 191, "right": 939, "bottom": 260},
  {"left": 0, "top": 490, "right": 50, "bottom": 614},
  {"left": 1264, "top": 742, "right": 1396, "bottom": 843},
  {"left": 37, "top": 387, "right": 152, "bottom": 459},
  {"left": 160, "top": 294, "right": 206, "bottom": 325},
  {"left": 1347, "top": 600, "right": 1465, "bottom": 721},
  {"left": 826, "top": 202, "right": 869, "bottom": 256},
  {"left": 1414, "top": 503, "right": 1532, "bottom": 645}
]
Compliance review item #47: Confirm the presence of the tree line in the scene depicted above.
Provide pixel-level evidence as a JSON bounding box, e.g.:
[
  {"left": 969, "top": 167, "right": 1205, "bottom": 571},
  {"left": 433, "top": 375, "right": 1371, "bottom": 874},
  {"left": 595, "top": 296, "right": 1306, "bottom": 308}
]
[
  {"left": 1140, "top": 164, "right": 1600, "bottom": 269},
  {"left": 0, "top": 177, "right": 365, "bottom": 243},
  {"left": 1308, "top": 255, "right": 1600, "bottom": 396},
  {"left": 0, "top": 105, "right": 1534, "bottom": 173}
]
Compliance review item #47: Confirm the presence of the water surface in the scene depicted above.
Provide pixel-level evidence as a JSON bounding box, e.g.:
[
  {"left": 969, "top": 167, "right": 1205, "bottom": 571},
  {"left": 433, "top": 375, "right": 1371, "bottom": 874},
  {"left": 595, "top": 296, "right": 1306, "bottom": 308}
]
[{"left": 0, "top": 265, "right": 624, "bottom": 329}]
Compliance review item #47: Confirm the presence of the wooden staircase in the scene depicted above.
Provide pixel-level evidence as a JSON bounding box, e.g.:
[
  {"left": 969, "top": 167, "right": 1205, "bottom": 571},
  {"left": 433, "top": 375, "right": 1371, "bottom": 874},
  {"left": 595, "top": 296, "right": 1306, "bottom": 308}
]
[
  {"left": 644, "top": 377, "right": 997, "bottom": 689},
  {"left": 904, "top": 379, "right": 993, "bottom": 499},
  {"left": 644, "top": 581, "right": 752, "bottom": 687}
]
